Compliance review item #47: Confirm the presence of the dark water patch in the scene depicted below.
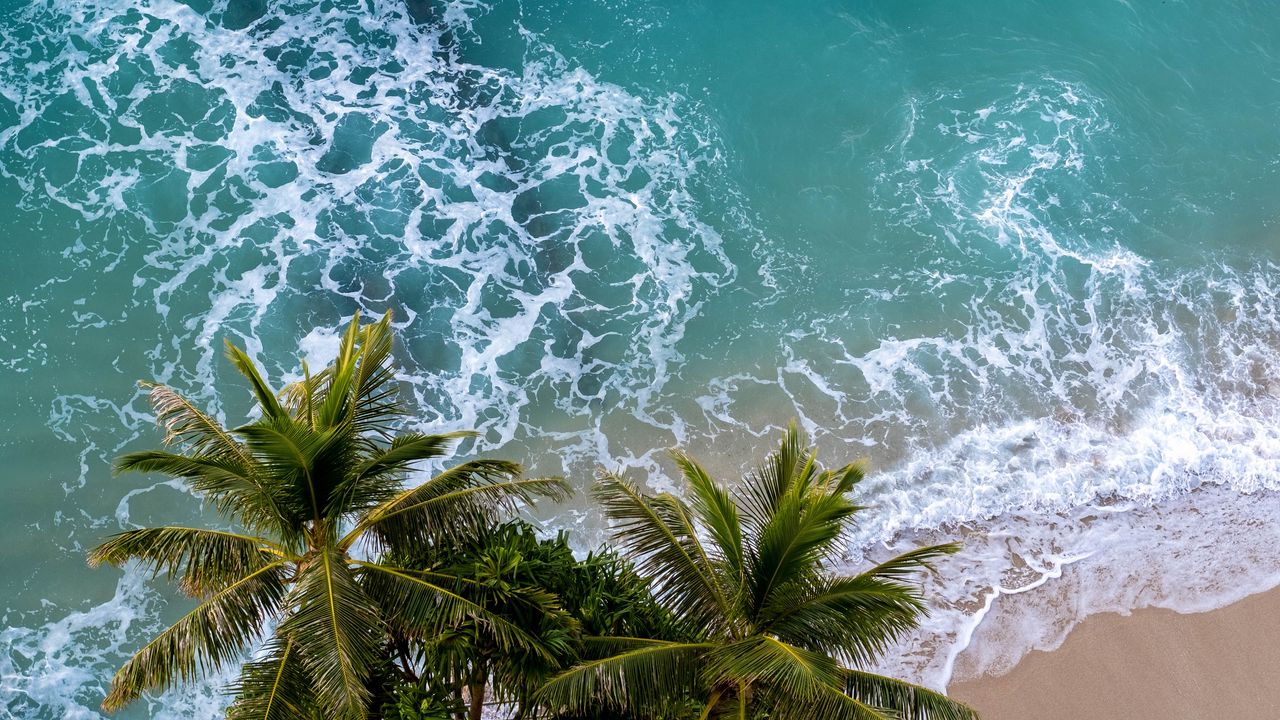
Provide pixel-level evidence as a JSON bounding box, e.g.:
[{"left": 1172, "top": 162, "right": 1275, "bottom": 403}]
[
  {"left": 222, "top": 0, "right": 269, "bottom": 30},
  {"left": 317, "top": 112, "right": 388, "bottom": 174}
]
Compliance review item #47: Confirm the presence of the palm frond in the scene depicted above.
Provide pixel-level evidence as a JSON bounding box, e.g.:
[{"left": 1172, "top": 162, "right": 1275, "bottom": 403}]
[
  {"left": 140, "top": 382, "right": 252, "bottom": 465},
  {"left": 113, "top": 452, "right": 296, "bottom": 541},
  {"left": 355, "top": 560, "right": 555, "bottom": 662},
  {"left": 820, "top": 461, "right": 867, "bottom": 496},
  {"left": 761, "top": 544, "right": 958, "bottom": 664},
  {"left": 348, "top": 311, "right": 403, "bottom": 434},
  {"left": 350, "top": 462, "right": 567, "bottom": 551},
  {"left": 580, "top": 634, "right": 697, "bottom": 653},
  {"left": 225, "top": 635, "right": 315, "bottom": 720},
  {"left": 101, "top": 561, "right": 288, "bottom": 711},
  {"left": 671, "top": 451, "right": 744, "bottom": 590},
  {"left": 857, "top": 543, "right": 960, "bottom": 581},
  {"left": 738, "top": 421, "right": 806, "bottom": 535},
  {"left": 325, "top": 431, "right": 474, "bottom": 519},
  {"left": 594, "top": 471, "right": 729, "bottom": 629},
  {"left": 762, "top": 575, "right": 929, "bottom": 666},
  {"left": 313, "top": 313, "right": 368, "bottom": 431},
  {"left": 279, "top": 360, "right": 320, "bottom": 431},
  {"left": 842, "top": 669, "right": 979, "bottom": 720},
  {"left": 235, "top": 419, "right": 355, "bottom": 528},
  {"left": 767, "top": 683, "right": 897, "bottom": 720},
  {"left": 703, "top": 636, "right": 841, "bottom": 702},
  {"left": 536, "top": 640, "right": 714, "bottom": 718},
  {"left": 748, "top": 483, "right": 861, "bottom": 616},
  {"left": 351, "top": 431, "right": 473, "bottom": 484},
  {"left": 88, "top": 526, "right": 286, "bottom": 596},
  {"left": 224, "top": 340, "right": 286, "bottom": 421},
  {"left": 277, "top": 549, "right": 382, "bottom": 719}
]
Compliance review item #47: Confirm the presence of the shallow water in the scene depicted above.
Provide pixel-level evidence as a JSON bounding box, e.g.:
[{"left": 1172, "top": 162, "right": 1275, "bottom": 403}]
[{"left": 1, "top": 0, "right": 1279, "bottom": 715}]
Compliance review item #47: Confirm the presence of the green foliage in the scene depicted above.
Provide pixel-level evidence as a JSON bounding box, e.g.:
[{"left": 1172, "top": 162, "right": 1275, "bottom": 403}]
[
  {"left": 383, "top": 520, "right": 686, "bottom": 719},
  {"left": 538, "top": 423, "right": 979, "bottom": 720},
  {"left": 90, "top": 312, "right": 567, "bottom": 718},
  {"left": 380, "top": 680, "right": 461, "bottom": 720}
]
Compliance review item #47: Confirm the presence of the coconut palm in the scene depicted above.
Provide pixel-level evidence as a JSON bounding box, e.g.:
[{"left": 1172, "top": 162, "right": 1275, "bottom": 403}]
[
  {"left": 537, "top": 423, "right": 978, "bottom": 720},
  {"left": 89, "top": 312, "right": 568, "bottom": 718}
]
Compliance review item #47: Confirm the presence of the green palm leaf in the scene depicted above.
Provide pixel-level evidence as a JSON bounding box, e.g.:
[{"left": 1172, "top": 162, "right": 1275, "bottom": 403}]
[
  {"left": 355, "top": 560, "right": 556, "bottom": 662},
  {"left": 593, "top": 471, "right": 729, "bottom": 629},
  {"left": 763, "top": 575, "right": 926, "bottom": 667},
  {"left": 350, "top": 431, "right": 472, "bottom": 485},
  {"left": 346, "top": 312, "right": 402, "bottom": 434},
  {"left": 277, "top": 549, "right": 383, "bottom": 719},
  {"left": 226, "top": 636, "right": 315, "bottom": 720},
  {"left": 703, "top": 636, "right": 841, "bottom": 699},
  {"left": 748, "top": 480, "right": 861, "bottom": 614},
  {"left": 842, "top": 669, "right": 980, "bottom": 720},
  {"left": 351, "top": 462, "right": 567, "bottom": 551},
  {"left": 536, "top": 640, "right": 715, "bottom": 717},
  {"left": 768, "top": 683, "right": 897, "bottom": 720},
  {"left": 101, "top": 561, "right": 288, "bottom": 711},
  {"left": 88, "top": 526, "right": 287, "bottom": 596},
  {"left": 326, "top": 431, "right": 474, "bottom": 519},
  {"left": 234, "top": 419, "right": 354, "bottom": 529},
  {"left": 113, "top": 451, "right": 295, "bottom": 540},
  {"left": 224, "top": 341, "right": 286, "bottom": 421},
  {"left": 737, "top": 422, "right": 806, "bottom": 534},
  {"left": 140, "top": 382, "right": 253, "bottom": 465},
  {"left": 673, "top": 450, "right": 745, "bottom": 590}
]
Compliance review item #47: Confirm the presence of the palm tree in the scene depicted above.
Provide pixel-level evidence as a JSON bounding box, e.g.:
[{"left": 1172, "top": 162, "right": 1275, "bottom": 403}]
[
  {"left": 89, "top": 312, "right": 567, "bottom": 719},
  {"left": 537, "top": 423, "right": 978, "bottom": 720}
]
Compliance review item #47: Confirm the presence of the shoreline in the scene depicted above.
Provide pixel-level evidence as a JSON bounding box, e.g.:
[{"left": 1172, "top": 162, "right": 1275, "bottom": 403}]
[{"left": 948, "top": 586, "right": 1280, "bottom": 719}]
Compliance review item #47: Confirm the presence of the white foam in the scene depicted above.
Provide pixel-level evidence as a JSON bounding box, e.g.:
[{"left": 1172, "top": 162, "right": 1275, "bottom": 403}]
[{"left": 0, "top": 568, "right": 230, "bottom": 720}]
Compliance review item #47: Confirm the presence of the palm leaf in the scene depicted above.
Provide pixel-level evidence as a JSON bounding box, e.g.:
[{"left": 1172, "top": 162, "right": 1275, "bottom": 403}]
[
  {"left": 88, "top": 526, "right": 287, "bottom": 596},
  {"left": 277, "top": 549, "right": 382, "bottom": 719},
  {"left": 347, "top": 311, "right": 403, "bottom": 435},
  {"left": 767, "top": 683, "right": 897, "bottom": 720},
  {"left": 536, "top": 640, "right": 715, "bottom": 718},
  {"left": 101, "top": 561, "right": 288, "bottom": 711},
  {"left": 324, "top": 431, "right": 474, "bottom": 519},
  {"left": 350, "top": 431, "right": 473, "bottom": 485},
  {"left": 594, "top": 471, "right": 729, "bottom": 629},
  {"left": 140, "top": 382, "right": 253, "bottom": 466},
  {"left": 738, "top": 422, "right": 806, "bottom": 535},
  {"left": 842, "top": 669, "right": 979, "bottom": 720},
  {"left": 224, "top": 340, "right": 286, "bottom": 421},
  {"left": 703, "top": 636, "right": 841, "bottom": 702},
  {"left": 226, "top": 635, "right": 316, "bottom": 720},
  {"left": 314, "top": 313, "right": 363, "bottom": 430},
  {"left": 350, "top": 461, "right": 567, "bottom": 551},
  {"left": 858, "top": 543, "right": 960, "bottom": 581},
  {"left": 235, "top": 419, "right": 355, "bottom": 529},
  {"left": 671, "top": 451, "right": 745, "bottom": 591},
  {"left": 763, "top": 575, "right": 929, "bottom": 666},
  {"left": 112, "top": 452, "right": 296, "bottom": 541},
  {"left": 748, "top": 482, "right": 861, "bottom": 615},
  {"left": 355, "top": 560, "right": 556, "bottom": 662}
]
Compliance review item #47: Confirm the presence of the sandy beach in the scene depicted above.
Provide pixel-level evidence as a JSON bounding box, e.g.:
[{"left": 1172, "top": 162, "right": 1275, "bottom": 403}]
[{"left": 949, "top": 587, "right": 1280, "bottom": 719}]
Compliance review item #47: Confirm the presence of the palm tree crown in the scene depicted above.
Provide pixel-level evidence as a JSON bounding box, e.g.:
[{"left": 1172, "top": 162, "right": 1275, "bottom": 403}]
[
  {"left": 89, "top": 312, "right": 567, "bottom": 718},
  {"left": 538, "top": 423, "right": 978, "bottom": 720}
]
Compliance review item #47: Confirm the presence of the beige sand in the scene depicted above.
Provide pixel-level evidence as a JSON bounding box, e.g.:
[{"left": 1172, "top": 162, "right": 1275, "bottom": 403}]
[{"left": 949, "top": 588, "right": 1280, "bottom": 720}]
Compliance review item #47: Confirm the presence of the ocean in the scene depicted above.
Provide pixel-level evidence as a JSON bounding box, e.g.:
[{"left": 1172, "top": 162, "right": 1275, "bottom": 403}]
[{"left": 2, "top": 0, "right": 1279, "bottom": 716}]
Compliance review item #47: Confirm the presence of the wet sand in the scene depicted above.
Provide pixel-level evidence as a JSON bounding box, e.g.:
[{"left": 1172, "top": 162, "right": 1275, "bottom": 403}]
[{"left": 949, "top": 588, "right": 1280, "bottom": 720}]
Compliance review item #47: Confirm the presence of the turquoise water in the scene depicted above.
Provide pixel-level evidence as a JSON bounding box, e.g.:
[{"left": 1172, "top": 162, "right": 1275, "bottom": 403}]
[{"left": 2, "top": 0, "right": 1280, "bottom": 716}]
